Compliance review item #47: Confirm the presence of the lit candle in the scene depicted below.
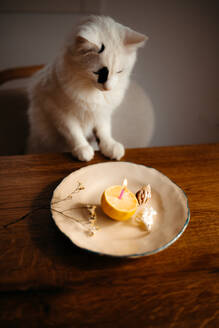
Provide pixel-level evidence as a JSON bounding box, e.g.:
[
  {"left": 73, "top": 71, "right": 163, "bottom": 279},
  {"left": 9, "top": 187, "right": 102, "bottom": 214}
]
[
  {"left": 118, "top": 178, "right": 128, "bottom": 199},
  {"left": 101, "top": 178, "right": 138, "bottom": 221}
]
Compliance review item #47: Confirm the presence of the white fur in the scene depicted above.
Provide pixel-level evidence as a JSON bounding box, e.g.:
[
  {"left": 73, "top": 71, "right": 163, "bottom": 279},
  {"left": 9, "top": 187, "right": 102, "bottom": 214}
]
[{"left": 27, "top": 16, "right": 147, "bottom": 161}]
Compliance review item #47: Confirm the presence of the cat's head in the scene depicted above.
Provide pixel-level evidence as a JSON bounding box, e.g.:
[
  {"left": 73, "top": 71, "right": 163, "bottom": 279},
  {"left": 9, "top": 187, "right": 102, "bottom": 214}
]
[{"left": 69, "top": 16, "right": 148, "bottom": 91}]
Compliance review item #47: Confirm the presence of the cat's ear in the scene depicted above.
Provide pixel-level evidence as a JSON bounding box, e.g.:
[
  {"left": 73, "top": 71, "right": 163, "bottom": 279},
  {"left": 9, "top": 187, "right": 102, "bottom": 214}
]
[
  {"left": 75, "top": 36, "right": 99, "bottom": 55},
  {"left": 124, "top": 28, "right": 148, "bottom": 50}
]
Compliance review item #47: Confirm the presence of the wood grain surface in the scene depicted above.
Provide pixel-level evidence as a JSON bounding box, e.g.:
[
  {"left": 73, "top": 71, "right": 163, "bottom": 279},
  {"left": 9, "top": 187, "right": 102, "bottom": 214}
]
[{"left": 0, "top": 144, "right": 218, "bottom": 327}]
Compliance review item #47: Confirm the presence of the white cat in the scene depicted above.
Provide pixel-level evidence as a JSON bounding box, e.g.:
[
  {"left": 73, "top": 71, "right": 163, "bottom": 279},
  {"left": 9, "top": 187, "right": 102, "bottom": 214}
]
[{"left": 27, "top": 15, "right": 147, "bottom": 161}]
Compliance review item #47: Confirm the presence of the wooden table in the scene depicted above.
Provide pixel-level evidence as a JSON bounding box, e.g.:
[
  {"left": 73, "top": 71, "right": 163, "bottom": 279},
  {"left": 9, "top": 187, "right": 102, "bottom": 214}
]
[{"left": 0, "top": 144, "right": 218, "bottom": 327}]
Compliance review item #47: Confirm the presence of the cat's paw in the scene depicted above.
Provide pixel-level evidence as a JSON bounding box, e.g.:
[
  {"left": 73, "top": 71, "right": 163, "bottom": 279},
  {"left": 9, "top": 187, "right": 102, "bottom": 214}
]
[
  {"left": 73, "top": 145, "right": 94, "bottom": 162},
  {"left": 100, "top": 140, "right": 125, "bottom": 160}
]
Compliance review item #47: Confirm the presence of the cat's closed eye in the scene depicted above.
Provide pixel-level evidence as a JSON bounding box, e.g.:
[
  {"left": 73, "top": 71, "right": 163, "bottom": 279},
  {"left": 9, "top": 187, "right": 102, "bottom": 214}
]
[
  {"left": 117, "top": 70, "right": 123, "bottom": 74},
  {"left": 98, "top": 43, "right": 105, "bottom": 54}
]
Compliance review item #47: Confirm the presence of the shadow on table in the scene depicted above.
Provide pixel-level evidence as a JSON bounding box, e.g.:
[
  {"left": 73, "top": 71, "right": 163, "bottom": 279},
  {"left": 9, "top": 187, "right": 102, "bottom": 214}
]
[{"left": 28, "top": 180, "right": 128, "bottom": 271}]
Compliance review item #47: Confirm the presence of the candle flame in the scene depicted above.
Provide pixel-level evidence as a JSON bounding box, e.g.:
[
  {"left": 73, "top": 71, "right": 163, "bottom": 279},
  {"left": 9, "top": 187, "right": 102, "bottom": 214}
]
[{"left": 122, "top": 178, "right": 128, "bottom": 188}]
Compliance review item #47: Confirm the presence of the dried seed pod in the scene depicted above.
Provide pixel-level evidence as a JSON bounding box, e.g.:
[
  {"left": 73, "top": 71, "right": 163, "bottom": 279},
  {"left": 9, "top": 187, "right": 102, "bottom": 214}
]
[{"left": 136, "top": 184, "right": 151, "bottom": 205}]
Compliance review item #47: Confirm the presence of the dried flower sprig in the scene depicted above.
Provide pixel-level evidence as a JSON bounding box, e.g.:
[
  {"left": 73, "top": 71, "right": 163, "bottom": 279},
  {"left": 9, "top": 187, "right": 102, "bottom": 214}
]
[
  {"left": 51, "top": 181, "right": 99, "bottom": 236},
  {"left": 51, "top": 205, "right": 99, "bottom": 236},
  {"left": 51, "top": 207, "right": 83, "bottom": 225},
  {"left": 87, "top": 205, "right": 99, "bottom": 236},
  {"left": 51, "top": 181, "right": 85, "bottom": 206}
]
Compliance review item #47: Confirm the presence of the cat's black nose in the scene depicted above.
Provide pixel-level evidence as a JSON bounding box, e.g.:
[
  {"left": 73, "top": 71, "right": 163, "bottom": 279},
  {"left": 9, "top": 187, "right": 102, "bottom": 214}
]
[{"left": 95, "top": 66, "right": 109, "bottom": 84}]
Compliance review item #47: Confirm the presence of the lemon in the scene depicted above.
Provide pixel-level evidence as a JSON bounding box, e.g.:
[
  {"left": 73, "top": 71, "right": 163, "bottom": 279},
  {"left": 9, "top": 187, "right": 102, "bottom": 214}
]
[{"left": 101, "top": 185, "right": 138, "bottom": 221}]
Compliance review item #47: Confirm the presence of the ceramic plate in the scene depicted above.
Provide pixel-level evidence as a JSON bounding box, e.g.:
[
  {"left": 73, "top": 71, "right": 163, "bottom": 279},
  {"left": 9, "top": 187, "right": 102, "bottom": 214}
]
[{"left": 51, "top": 162, "right": 190, "bottom": 258}]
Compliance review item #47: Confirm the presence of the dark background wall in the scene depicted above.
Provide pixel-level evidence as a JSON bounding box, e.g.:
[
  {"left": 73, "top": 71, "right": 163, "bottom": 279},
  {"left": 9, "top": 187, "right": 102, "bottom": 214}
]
[{"left": 0, "top": 0, "right": 218, "bottom": 147}]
